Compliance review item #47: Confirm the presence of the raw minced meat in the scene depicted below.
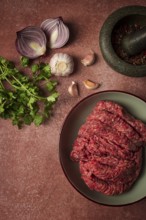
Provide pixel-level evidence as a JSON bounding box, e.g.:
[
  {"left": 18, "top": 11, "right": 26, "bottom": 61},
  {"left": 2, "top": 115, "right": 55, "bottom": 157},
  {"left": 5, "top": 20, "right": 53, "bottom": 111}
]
[{"left": 70, "top": 100, "right": 146, "bottom": 196}]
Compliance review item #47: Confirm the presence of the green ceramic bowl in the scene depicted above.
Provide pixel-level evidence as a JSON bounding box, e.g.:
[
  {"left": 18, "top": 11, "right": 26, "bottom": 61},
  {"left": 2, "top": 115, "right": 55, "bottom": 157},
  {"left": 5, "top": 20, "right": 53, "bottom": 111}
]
[
  {"left": 99, "top": 6, "right": 146, "bottom": 77},
  {"left": 59, "top": 91, "right": 146, "bottom": 206}
]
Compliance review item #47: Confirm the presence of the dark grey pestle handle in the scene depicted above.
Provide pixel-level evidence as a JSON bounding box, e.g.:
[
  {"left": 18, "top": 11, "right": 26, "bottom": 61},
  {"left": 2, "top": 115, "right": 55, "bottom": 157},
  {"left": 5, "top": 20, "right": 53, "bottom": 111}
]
[{"left": 122, "top": 26, "right": 146, "bottom": 56}]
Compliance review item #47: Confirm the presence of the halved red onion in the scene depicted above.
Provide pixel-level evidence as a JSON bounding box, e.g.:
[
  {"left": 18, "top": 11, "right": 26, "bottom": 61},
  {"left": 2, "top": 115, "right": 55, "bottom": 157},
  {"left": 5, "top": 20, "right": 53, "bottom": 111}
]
[
  {"left": 15, "top": 26, "right": 47, "bottom": 59},
  {"left": 41, "top": 17, "right": 69, "bottom": 49}
]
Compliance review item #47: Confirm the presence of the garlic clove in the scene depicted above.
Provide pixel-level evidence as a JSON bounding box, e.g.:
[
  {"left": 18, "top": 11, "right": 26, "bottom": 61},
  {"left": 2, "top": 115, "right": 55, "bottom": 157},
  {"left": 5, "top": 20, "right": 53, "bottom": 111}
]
[
  {"left": 68, "top": 81, "right": 79, "bottom": 97},
  {"left": 81, "top": 50, "right": 96, "bottom": 66},
  {"left": 83, "top": 79, "right": 100, "bottom": 90}
]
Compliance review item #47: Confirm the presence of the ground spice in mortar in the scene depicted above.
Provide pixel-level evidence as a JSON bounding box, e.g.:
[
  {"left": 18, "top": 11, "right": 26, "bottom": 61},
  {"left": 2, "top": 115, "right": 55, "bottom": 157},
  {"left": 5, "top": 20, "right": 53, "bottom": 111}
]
[{"left": 112, "top": 24, "right": 146, "bottom": 65}]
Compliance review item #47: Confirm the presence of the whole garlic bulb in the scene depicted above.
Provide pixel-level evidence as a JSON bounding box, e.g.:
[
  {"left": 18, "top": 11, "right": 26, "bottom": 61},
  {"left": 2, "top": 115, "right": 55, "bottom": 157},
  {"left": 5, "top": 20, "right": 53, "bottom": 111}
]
[{"left": 49, "top": 53, "right": 74, "bottom": 76}]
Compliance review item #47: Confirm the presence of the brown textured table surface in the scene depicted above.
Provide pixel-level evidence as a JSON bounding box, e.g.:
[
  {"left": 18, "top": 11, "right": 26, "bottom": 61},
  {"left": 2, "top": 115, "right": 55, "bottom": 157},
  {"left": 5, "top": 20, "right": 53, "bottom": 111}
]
[{"left": 1, "top": 0, "right": 146, "bottom": 220}]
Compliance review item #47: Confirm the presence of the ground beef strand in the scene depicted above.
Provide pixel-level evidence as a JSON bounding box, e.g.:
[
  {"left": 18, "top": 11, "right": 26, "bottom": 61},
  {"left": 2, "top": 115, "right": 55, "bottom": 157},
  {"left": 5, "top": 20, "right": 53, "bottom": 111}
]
[{"left": 70, "top": 100, "right": 146, "bottom": 196}]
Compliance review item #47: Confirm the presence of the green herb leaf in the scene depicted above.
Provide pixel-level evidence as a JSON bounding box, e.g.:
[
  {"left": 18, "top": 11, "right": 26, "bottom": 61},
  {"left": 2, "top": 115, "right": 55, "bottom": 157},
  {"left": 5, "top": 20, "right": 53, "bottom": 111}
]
[
  {"left": 0, "top": 56, "right": 59, "bottom": 128},
  {"left": 0, "top": 106, "right": 4, "bottom": 113},
  {"left": 20, "top": 56, "right": 30, "bottom": 67},
  {"left": 33, "top": 114, "right": 44, "bottom": 126},
  {"left": 31, "top": 64, "right": 39, "bottom": 73},
  {"left": 47, "top": 92, "right": 59, "bottom": 102},
  {"left": 27, "top": 97, "right": 37, "bottom": 109},
  {"left": 46, "top": 80, "right": 58, "bottom": 92},
  {"left": 23, "top": 115, "right": 33, "bottom": 125}
]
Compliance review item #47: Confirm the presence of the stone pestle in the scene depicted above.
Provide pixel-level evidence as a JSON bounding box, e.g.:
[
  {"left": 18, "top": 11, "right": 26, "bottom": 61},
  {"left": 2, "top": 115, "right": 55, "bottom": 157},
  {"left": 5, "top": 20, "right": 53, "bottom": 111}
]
[{"left": 122, "top": 26, "right": 146, "bottom": 56}]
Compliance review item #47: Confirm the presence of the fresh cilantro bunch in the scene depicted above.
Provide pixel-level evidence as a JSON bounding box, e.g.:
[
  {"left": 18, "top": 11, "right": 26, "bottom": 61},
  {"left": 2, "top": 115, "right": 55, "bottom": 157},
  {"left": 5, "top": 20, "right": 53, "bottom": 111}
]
[{"left": 0, "top": 56, "right": 59, "bottom": 128}]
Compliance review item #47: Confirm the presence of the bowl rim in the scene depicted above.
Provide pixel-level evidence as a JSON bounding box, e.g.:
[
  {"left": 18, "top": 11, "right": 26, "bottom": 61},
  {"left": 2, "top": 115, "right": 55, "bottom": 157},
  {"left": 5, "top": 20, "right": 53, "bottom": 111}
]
[
  {"left": 59, "top": 90, "right": 146, "bottom": 206},
  {"left": 99, "top": 5, "right": 146, "bottom": 77}
]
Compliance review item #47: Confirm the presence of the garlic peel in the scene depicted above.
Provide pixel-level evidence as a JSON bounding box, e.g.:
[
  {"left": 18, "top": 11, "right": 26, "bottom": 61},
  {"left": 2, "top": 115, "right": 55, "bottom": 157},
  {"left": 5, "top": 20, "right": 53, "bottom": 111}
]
[
  {"left": 81, "top": 50, "right": 96, "bottom": 66},
  {"left": 83, "top": 79, "right": 100, "bottom": 90},
  {"left": 68, "top": 81, "right": 79, "bottom": 97},
  {"left": 49, "top": 53, "right": 74, "bottom": 76}
]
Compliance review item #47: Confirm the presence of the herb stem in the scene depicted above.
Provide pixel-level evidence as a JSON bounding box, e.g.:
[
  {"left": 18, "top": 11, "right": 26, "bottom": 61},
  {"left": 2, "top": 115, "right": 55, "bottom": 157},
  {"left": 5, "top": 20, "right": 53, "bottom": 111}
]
[
  {"left": 0, "top": 80, "right": 4, "bottom": 89},
  {"left": 0, "top": 66, "right": 6, "bottom": 79},
  {"left": 6, "top": 75, "right": 46, "bottom": 101},
  {"left": 0, "top": 56, "right": 59, "bottom": 127}
]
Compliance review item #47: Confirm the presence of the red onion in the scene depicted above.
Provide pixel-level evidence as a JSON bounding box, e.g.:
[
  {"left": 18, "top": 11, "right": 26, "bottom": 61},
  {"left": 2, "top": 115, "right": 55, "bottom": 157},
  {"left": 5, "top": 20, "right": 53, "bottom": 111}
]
[
  {"left": 15, "top": 26, "right": 47, "bottom": 59},
  {"left": 41, "top": 17, "right": 69, "bottom": 49}
]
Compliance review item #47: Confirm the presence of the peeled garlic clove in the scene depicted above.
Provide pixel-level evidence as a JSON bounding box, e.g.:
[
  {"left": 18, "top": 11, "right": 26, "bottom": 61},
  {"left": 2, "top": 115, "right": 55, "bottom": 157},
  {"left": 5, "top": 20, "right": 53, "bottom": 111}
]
[
  {"left": 68, "top": 81, "right": 79, "bottom": 97},
  {"left": 83, "top": 79, "right": 100, "bottom": 90},
  {"left": 81, "top": 50, "right": 95, "bottom": 66},
  {"left": 49, "top": 53, "right": 74, "bottom": 76}
]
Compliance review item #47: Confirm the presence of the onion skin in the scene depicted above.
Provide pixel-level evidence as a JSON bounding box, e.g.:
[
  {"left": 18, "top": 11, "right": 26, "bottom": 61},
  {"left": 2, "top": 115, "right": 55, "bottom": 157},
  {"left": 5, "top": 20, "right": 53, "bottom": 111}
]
[
  {"left": 15, "top": 26, "right": 47, "bottom": 59},
  {"left": 41, "top": 17, "right": 69, "bottom": 49}
]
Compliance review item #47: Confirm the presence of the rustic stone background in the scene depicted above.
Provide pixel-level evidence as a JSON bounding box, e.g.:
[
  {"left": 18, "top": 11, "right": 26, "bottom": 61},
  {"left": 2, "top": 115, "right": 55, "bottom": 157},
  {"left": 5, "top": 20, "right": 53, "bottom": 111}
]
[{"left": 0, "top": 0, "right": 146, "bottom": 219}]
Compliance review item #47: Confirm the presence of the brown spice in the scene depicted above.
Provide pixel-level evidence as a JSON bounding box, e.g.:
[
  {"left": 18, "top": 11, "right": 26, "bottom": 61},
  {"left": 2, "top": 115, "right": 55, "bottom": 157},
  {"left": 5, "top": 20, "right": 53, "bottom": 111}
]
[{"left": 112, "top": 23, "right": 146, "bottom": 65}]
